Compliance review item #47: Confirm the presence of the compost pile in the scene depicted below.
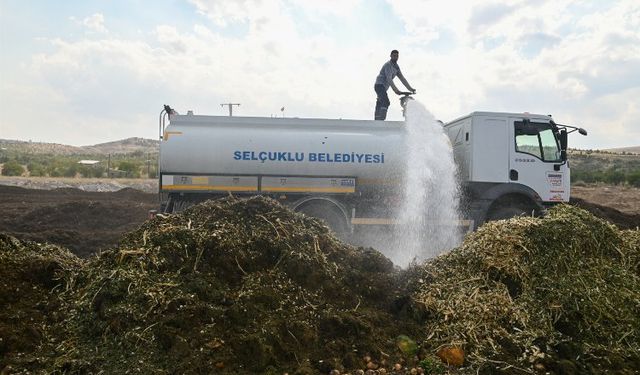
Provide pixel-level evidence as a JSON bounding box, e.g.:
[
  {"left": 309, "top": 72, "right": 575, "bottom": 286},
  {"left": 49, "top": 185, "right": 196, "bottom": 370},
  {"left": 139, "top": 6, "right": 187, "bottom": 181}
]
[
  {"left": 47, "top": 196, "right": 422, "bottom": 374},
  {"left": 407, "top": 205, "right": 640, "bottom": 374},
  {"left": 2, "top": 198, "right": 639, "bottom": 375},
  {"left": 0, "top": 234, "right": 83, "bottom": 373}
]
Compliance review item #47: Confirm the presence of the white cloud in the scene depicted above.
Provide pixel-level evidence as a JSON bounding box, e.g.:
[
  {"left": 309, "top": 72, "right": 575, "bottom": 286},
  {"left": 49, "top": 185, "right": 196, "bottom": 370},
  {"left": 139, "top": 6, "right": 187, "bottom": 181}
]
[
  {"left": 188, "top": 0, "right": 279, "bottom": 27},
  {"left": 2, "top": 8, "right": 377, "bottom": 144},
  {"left": 468, "top": 2, "right": 518, "bottom": 33},
  {"left": 1, "top": 0, "right": 638, "bottom": 148},
  {"left": 188, "top": 0, "right": 361, "bottom": 26},
  {"left": 383, "top": 0, "right": 640, "bottom": 148},
  {"left": 289, "top": 0, "right": 361, "bottom": 17},
  {"left": 82, "top": 13, "right": 108, "bottom": 33}
]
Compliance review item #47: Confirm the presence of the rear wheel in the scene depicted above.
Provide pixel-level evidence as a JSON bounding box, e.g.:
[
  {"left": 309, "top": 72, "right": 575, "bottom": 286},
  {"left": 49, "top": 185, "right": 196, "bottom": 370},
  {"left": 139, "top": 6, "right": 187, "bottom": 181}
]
[
  {"left": 165, "top": 194, "right": 205, "bottom": 213},
  {"left": 486, "top": 204, "right": 532, "bottom": 221},
  {"left": 296, "top": 201, "right": 350, "bottom": 238},
  {"left": 172, "top": 199, "right": 195, "bottom": 213}
]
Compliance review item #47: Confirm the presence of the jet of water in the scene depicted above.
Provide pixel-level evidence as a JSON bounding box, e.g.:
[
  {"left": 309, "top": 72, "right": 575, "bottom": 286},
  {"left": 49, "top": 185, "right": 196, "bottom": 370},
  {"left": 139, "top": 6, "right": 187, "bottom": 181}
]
[{"left": 390, "top": 99, "right": 461, "bottom": 267}]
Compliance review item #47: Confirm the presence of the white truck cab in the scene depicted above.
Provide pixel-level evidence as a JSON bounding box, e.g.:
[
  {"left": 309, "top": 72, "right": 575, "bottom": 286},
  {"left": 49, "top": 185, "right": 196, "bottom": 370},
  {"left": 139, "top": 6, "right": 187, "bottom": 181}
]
[{"left": 445, "top": 111, "right": 584, "bottom": 224}]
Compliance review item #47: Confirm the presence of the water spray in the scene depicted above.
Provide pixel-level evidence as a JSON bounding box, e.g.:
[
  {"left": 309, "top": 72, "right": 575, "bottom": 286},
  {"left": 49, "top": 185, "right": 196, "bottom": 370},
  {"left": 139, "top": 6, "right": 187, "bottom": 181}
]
[{"left": 389, "top": 99, "right": 462, "bottom": 267}]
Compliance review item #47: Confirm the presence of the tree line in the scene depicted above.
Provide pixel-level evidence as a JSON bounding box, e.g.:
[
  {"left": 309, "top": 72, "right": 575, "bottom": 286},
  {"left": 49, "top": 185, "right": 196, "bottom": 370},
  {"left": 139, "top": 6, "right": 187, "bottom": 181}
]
[
  {"left": 0, "top": 153, "right": 157, "bottom": 179},
  {"left": 570, "top": 168, "right": 640, "bottom": 187}
]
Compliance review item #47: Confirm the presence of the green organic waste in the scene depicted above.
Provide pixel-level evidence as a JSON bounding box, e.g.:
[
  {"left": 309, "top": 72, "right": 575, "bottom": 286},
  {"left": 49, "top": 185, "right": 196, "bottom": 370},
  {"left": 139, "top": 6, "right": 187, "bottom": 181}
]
[
  {"left": 406, "top": 204, "right": 640, "bottom": 374},
  {"left": 37, "top": 196, "right": 420, "bottom": 374},
  {"left": 1, "top": 199, "right": 639, "bottom": 374},
  {"left": 0, "top": 234, "right": 83, "bottom": 373}
]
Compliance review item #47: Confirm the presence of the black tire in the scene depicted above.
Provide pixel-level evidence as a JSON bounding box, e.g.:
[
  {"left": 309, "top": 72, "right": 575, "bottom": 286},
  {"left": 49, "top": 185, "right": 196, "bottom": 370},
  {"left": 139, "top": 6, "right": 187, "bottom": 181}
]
[
  {"left": 166, "top": 194, "right": 198, "bottom": 213},
  {"left": 296, "top": 201, "right": 349, "bottom": 238},
  {"left": 486, "top": 204, "right": 532, "bottom": 221},
  {"left": 172, "top": 199, "right": 194, "bottom": 213}
]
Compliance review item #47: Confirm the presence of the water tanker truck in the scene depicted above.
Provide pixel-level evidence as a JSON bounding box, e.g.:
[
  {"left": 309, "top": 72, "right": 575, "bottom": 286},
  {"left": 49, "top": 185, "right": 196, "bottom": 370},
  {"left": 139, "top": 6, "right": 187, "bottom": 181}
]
[{"left": 157, "top": 102, "right": 586, "bottom": 234}]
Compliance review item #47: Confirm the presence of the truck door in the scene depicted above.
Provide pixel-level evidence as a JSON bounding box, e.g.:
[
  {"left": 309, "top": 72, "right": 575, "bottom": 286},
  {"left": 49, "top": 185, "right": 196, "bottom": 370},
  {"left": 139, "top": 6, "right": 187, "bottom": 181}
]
[{"left": 509, "top": 118, "right": 569, "bottom": 203}]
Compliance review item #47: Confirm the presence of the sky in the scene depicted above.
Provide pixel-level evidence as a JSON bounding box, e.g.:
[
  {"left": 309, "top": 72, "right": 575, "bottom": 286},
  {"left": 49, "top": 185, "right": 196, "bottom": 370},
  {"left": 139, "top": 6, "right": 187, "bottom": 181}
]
[{"left": 0, "top": 0, "right": 638, "bottom": 149}]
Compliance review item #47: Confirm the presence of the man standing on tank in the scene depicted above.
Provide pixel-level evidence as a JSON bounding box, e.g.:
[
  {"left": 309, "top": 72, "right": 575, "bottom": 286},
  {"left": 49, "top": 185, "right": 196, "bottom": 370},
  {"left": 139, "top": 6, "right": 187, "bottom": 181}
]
[{"left": 374, "top": 50, "right": 416, "bottom": 120}]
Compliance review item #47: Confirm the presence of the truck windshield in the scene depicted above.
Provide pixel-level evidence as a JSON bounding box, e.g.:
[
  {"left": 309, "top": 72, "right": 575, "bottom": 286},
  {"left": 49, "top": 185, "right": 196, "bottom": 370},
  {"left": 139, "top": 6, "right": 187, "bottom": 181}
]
[{"left": 514, "top": 121, "right": 561, "bottom": 162}]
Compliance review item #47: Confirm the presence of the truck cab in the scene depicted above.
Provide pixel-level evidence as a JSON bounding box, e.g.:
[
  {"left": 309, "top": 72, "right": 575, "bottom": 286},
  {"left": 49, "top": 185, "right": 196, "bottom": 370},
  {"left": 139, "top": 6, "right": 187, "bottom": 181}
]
[{"left": 445, "top": 112, "right": 578, "bottom": 226}]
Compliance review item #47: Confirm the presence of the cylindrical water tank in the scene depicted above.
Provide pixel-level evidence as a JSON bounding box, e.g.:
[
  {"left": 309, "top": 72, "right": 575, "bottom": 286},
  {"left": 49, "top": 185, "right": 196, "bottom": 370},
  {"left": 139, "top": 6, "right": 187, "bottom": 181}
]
[{"left": 160, "top": 115, "right": 408, "bottom": 181}]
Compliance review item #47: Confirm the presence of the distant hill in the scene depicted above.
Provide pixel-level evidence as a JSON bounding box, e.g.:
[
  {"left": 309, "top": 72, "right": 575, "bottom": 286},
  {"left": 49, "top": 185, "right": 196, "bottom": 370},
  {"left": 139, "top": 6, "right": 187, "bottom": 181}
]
[
  {"left": 85, "top": 137, "right": 159, "bottom": 155},
  {"left": 568, "top": 149, "right": 640, "bottom": 178},
  {"left": 603, "top": 146, "right": 640, "bottom": 154},
  {"left": 0, "top": 137, "right": 159, "bottom": 156}
]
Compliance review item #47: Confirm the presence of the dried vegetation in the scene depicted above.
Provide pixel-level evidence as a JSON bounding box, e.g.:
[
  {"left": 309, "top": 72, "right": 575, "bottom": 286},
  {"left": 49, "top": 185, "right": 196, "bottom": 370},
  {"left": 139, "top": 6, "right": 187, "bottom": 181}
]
[
  {"left": 406, "top": 205, "right": 640, "bottom": 374},
  {"left": 1, "top": 198, "right": 638, "bottom": 374}
]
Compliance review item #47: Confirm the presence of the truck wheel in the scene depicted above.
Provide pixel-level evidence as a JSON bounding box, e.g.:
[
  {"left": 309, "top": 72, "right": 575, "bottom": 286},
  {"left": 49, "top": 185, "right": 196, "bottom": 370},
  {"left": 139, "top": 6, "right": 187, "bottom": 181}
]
[
  {"left": 296, "top": 201, "right": 349, "bottom": 238},
  {"left": 487, "top": 205, "right": 532, "bottom": 221},
  {"left": 172, "top": 199, "right": 193, "bottom": 213}
]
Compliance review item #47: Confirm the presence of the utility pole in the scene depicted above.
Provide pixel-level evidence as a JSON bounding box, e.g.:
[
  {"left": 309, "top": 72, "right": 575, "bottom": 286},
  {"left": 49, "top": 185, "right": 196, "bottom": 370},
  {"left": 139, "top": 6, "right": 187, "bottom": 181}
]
[{"left": 220, "top": 103, "right": 241, "bottom": 116}]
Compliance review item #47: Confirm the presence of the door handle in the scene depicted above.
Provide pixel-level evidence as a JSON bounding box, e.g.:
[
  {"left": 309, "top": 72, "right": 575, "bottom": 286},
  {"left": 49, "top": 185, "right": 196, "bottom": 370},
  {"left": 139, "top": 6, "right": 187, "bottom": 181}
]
[{"left": 510, "top": 169, "right": 519, "bottom": 181}]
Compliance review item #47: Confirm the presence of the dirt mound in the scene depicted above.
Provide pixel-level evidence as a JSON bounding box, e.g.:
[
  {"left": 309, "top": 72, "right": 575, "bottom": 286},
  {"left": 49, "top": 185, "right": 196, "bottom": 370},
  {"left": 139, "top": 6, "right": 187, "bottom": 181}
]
[
  {"left": 571, "top": 197, "right": 640, "bottom": 229},
  {"left": 407, "top": 205, "right": 640, "bottom": 373},
  {"left": 0, "top": 185, "right": 156, "bottom": 258},
  {"left": 0, "top": 185, "right": 38, "bottom": 195},
  {"left": 50, "top": 186, "right": 155, "bottom": 200},
  {"left": 52, "top": 196, "right": 422, "bottom": 374},
  {"left": 0, "top": 234, "right": 83, "bottom": 373},
  {"left": 110, "top": 186, "right": 158, "bottom": 200}
]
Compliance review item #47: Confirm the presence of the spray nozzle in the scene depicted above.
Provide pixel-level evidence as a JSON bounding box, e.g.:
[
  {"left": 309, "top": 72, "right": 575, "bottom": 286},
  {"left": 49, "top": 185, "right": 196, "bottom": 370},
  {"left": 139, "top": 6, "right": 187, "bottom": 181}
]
[{"left": 400, "top": 93, "right": 414, "bottom": 117}]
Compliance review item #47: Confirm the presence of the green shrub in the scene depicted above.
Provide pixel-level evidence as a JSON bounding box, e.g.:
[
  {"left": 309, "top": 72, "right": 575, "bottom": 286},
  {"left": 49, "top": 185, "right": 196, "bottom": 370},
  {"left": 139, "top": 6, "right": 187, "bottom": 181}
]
[
  {"left": 78, "top": 165, "right": 105, "bottom": 178},
  {"left": 49, "top": 168, "right": 62, "bottom": 177},
  {"left": 628, "top": 171, "right": 640, "bottom": 187},
  {"left": 604, "top": 169, "right": 625, "bottom": 185},
  {"left": 27, "top": 162, "right": 46, "bottom": 177},
  {"left": 91, "top": 166, "right": 105, "bottom": 178},
  {"left": 1, "top": 160, "right": 25, "bottom": 176},
  {"left": 117, "top": 160, "right": 140, "bottom": 178},
  {"left": 63, "top": 164, "right": 78, "bottom": 178},
  {"left": 572, "top": 167, "right": 640, "bottom": 186}
]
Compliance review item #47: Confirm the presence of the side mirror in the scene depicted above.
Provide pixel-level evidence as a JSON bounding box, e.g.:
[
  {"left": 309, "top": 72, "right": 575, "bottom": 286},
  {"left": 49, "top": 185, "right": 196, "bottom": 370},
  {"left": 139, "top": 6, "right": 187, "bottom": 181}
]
[{"left": 559, "top": 129, "right": 568, "bottom": 161}]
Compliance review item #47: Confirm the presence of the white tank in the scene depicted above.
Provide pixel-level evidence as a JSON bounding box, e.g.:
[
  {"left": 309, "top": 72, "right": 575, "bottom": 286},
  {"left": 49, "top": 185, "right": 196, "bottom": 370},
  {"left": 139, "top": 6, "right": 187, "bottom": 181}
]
[{"left": 160, "top": 114, "right": 407, "bottom": 182}]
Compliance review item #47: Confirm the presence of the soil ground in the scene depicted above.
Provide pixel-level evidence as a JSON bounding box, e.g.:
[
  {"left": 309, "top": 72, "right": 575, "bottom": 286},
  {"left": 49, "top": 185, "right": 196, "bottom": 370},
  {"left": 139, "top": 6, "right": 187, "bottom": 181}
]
[
  {"left": 570, "top": 184, "right": 640, "bottom": 230},
  {"left": 0, "top": 179, "right": 637, "bottom": 259},
  {"left": 571, "top": 184, "right": 640, "bottom": 215},
  {"left": 0, "top": 176, "right": 157, "bottom": 193},
  {"left": 0, "top": 185, "right": 156, "bottom": 258}
]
